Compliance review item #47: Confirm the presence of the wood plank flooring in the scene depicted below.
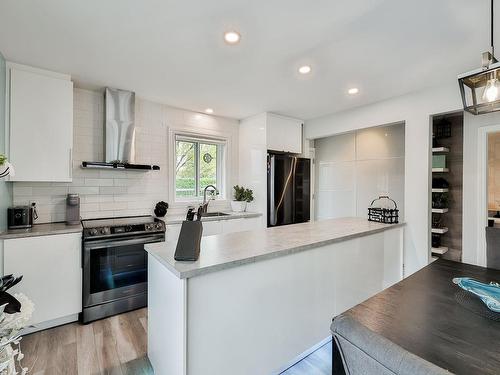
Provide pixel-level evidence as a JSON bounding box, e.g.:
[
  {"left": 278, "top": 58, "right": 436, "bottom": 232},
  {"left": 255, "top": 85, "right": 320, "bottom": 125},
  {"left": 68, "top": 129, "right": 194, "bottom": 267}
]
[
  {"left": 21, "top": 308, "right": 152, "bottom": 375},
  {"left": 20, "top": 308, "right": 331, "bottom": 375},
  {"left": 281, "top": 341, "right": 332, "bottom": 375}
]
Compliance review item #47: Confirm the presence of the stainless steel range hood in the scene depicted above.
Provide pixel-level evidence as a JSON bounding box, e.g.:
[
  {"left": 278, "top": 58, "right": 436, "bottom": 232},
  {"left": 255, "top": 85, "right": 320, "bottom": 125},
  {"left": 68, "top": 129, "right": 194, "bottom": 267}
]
[
  {"left": 82, "top": 88, "right": 159, "bottom": 171},
  {"left": 106, "top": 87, "right": 136, "bottom": 163}
]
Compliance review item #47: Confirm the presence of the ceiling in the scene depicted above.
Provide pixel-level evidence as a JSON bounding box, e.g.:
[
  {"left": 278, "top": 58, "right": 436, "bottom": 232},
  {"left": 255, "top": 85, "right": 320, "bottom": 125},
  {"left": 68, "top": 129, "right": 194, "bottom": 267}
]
[{"left": 0, "top": 0, "right": 495, "bottom": 120}]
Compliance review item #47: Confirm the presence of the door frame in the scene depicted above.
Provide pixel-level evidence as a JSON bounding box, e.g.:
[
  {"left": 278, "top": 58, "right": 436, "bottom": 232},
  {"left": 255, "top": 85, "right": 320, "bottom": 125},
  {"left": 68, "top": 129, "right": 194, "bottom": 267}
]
[{"left": 477, "top": 124, "right": 500, "bottom": 266}]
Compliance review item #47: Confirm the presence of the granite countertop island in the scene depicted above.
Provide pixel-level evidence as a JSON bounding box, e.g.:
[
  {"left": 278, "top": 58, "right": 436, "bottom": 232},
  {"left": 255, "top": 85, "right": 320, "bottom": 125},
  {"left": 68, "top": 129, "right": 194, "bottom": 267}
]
[
  {"left": 0, "top": 222, "right": 83, "bottom": 240},
  {"left": 146, "top": 217, "right": 404, "bottom": 279},
  {"left": 146, "top": 216, "right": 405, "bottom": 375}
]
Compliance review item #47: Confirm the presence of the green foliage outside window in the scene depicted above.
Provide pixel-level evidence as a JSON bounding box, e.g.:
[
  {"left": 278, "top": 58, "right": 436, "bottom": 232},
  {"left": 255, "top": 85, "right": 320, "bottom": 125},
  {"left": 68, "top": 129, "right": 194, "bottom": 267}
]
[{"left": 175, "top": 140, "right": 219, "bottom": 198}]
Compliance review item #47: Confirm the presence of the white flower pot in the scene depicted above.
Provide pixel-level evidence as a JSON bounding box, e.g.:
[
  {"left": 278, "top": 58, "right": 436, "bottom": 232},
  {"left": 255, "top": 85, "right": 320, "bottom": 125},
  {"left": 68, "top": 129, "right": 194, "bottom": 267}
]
[{"left": 231, "top": 201, "right": 247, "bottom": 212}]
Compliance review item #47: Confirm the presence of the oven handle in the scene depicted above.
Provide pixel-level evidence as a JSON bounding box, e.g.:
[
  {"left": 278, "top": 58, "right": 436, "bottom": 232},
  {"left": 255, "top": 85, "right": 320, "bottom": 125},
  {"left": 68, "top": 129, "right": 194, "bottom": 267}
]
[{"left": 83, "top": 234, "right": 165, "bottom": 250}]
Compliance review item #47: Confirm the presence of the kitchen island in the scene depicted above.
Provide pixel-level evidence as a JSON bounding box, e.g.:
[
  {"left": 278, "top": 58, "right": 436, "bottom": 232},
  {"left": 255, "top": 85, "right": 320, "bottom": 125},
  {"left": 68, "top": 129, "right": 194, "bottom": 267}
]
[{"left": 145, "top": 217, "right": 404, "bottom": 375}]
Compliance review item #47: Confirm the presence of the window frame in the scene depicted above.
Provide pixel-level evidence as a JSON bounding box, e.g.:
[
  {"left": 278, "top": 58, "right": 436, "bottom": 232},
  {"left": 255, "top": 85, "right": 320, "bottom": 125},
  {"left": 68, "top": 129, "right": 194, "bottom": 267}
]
[{"left": 172, "top": 131, "right": 227, "bottom": 203}]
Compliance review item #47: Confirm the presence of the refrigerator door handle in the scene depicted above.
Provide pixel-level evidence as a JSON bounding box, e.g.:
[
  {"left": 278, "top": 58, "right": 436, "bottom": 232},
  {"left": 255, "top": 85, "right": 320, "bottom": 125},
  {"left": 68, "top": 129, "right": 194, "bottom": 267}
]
[
  {"left": 274, "top": 157, "right": 297, "bottom": 226},
  {"left": 269, "top": 154, "right": 277, "bottom": 226}
]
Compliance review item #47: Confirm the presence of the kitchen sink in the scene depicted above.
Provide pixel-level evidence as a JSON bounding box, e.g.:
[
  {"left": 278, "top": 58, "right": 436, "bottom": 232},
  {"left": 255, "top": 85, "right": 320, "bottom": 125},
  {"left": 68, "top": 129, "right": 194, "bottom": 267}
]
[{"left": 201, "top": 212, "right": 230, "bottom": 217}]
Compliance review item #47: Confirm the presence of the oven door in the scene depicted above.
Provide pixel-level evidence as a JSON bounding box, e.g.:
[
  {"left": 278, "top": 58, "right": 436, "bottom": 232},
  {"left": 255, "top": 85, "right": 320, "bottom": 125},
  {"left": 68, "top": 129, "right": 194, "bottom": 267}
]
[{"left": 83, "top": 234, "right": 164, "bottom": 308}]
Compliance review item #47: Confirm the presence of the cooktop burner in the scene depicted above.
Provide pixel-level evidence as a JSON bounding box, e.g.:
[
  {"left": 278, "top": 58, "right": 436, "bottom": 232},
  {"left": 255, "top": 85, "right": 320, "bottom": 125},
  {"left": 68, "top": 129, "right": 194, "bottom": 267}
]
[{"left": 81, "top": 215, "right": 165, "bottom": 239}]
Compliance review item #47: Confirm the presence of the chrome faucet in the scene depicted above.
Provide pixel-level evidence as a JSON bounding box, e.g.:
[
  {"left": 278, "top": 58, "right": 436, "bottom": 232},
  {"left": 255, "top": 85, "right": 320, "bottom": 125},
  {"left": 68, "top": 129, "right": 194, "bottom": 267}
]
[{"left": 201, "top": 185, "right": 219, "bottom": 213}]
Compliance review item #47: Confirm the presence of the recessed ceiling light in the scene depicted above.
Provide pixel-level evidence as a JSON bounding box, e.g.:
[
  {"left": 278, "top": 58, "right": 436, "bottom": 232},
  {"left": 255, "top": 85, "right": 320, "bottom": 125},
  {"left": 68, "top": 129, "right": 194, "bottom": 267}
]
[
  {"left": 298, "top": 65, "right": 312, "bottom": 74},
  {"left": 224, "top": 31, "right": 241, "bottom": 44},
  {"left": 205, "top": 108, "right": 214, "bottom": 114},
  {"left": 348, "top": 87, "right": 359, "bottom": 95}
]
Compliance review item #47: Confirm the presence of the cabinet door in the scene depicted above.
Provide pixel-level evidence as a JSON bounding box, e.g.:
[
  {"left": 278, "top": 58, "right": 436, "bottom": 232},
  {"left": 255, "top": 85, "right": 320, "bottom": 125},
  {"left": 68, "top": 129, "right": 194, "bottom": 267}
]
[
  {"left": 241, "top": 217, "right": 264, "bottom": 230},
  {"left": 4, "top": 233, "right": 82, "bottom": 325},
  {"left": 166, "top": 223, "right": 182, "bottom": 244},
  {"left": 202, "top": 221, "right": 223, "bottom": 236},
  {"left": 9, "top": 67, "right": 73, "bottom": 182},
  {"left": 266, "top": 114, "right": 302, "bottom": 154},
  {"left": 222, "top": 218, "right": 244, "bottom": 234}
]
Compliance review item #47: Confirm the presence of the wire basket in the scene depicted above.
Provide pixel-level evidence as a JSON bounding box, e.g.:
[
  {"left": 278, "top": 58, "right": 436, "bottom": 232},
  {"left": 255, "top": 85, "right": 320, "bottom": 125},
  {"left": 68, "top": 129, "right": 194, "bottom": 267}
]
[{"left": 368, "top": 196, "right": 399, "bottom": 224}]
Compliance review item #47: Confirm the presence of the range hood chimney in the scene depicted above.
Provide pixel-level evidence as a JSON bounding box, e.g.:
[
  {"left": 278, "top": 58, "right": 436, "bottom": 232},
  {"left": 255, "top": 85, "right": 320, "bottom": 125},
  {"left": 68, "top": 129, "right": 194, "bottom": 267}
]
[
  {"left": 105, "top": 87, "right": 136, "bottom": 163},
  {"left": 81, "top": 88, "right": 159, "bottom": 171}
]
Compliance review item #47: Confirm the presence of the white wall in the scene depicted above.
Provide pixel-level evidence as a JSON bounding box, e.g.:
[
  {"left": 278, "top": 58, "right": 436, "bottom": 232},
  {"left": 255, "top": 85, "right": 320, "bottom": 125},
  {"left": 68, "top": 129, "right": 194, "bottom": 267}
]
[
  {"left": 306, "top": 83, "right": 462, "bottom": 276},
  {"left": 12, "top": 88, "right": 239, "bottom": 223},
  {"left": 0, "top": 51, "right": 12, "bottom": 231},
  {"left": 314, "top": 123, "right": 405, "bottom": 221}
]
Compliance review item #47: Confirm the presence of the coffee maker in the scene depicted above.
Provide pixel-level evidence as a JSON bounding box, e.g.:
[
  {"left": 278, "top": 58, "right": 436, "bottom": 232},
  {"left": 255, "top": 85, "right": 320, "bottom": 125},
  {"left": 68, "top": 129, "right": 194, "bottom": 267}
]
[{"left": 66, "top": 194, "right": 80, "bottom": 225}]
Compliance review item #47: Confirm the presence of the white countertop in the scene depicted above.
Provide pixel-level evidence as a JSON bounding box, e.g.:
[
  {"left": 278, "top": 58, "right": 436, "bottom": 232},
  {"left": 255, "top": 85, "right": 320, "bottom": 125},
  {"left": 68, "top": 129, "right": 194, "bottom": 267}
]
[
  {"left": 0, "top": 222, "right": 83, "bottom": 240},
  {"left": 145, "top": 217, "right": 404, "bottom": 279}
]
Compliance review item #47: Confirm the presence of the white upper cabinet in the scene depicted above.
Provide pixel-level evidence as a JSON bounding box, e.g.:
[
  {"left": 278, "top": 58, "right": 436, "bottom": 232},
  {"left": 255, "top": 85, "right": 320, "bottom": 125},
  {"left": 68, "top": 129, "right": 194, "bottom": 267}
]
[
  {"left": 7, "top": 63, "right": 73, "bottom": 182},
  {"left": 266, "top": 113, "right": 303, "bottom": 154}
]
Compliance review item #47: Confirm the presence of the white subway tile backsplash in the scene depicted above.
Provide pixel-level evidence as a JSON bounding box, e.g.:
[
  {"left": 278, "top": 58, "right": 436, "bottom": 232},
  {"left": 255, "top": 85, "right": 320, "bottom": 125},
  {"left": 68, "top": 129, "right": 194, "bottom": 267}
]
[
  {"left": 68, "top": 186, "right": 100, "bottom": 195},
  {"left": 99, "top": 186, "right": 128, "bottom": 195},
  {"left": 12, "top": 88, "right": 237, "bottom": 223},
  {"left": 85, "top": 178, "right": 113, "bottom": 186},
  {"left": 14, "top": 187, "right": 33, "bottom": 196},
  {"left": 100, "top": 202, "right": 128, "bottom": 211},
  {"left": 33, "top": 187, "right": 69, "bottom": 196}
]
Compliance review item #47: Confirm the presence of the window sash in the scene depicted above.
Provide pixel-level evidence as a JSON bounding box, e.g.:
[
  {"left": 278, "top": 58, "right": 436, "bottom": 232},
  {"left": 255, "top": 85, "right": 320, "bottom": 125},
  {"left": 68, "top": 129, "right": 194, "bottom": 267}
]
[{"left": 175, "top": 134, "right": 225, "bottom": 200}]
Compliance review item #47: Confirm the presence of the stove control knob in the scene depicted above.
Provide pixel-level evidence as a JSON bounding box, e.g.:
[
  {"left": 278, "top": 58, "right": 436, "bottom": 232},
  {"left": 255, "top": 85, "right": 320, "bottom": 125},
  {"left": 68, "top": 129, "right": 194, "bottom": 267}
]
[
  {"left": 126, "top": 225, "right": 133, "bottom": 232},
  {"left": 155, "top": 223, "right": 163, "bottom": 230},
  {"left": 145, "top": 224, "right": 152, "bottom": 231},
  {"left": 100, "top": 228, "right": 107, "bottom": 234},
  {"left": 89, "top": 228, "right": 98, "bottom": 236}
]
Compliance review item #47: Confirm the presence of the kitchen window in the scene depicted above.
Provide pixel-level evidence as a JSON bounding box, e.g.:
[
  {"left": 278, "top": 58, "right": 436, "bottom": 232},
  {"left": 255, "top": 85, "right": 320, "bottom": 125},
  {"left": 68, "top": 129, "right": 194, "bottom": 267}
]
[{"left": 174, "top": 134, "right": 225, "bottom": 200}]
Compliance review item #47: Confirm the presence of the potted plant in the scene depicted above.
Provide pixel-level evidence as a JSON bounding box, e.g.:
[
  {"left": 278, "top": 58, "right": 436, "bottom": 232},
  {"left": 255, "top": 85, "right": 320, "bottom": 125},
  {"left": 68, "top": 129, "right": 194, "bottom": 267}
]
[
  {"left": 0, "top": 154, "right": 14, "bottom": 179},
  {"left": 231, "top": 185, "right": 254, "bottom": 212}
]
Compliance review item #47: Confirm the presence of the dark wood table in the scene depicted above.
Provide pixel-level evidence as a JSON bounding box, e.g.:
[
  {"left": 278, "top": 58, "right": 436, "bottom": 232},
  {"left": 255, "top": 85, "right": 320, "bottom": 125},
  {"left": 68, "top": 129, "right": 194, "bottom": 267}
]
[{"left": 339, "top": 259, "right": 500, "bottom": 375}]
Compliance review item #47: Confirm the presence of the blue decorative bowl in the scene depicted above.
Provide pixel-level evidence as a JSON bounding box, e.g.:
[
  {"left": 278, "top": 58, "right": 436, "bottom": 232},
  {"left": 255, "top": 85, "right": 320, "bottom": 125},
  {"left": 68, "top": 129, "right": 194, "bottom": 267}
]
[{"left": 453, "top": 277, "right": 500, "bottom": 313}]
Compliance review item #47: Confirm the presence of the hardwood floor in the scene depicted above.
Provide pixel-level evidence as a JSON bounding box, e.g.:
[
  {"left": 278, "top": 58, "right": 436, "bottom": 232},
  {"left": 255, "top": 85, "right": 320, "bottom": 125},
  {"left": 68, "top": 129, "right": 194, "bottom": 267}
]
[
  {"left": 21, "top": 308, "right": 152, "bottom": 375},
  {"left": 20, "top": 308, "right": 331, "bottom": 375},
  {"left": 281, "top": 341, "right": 332, "bottom": 375}
]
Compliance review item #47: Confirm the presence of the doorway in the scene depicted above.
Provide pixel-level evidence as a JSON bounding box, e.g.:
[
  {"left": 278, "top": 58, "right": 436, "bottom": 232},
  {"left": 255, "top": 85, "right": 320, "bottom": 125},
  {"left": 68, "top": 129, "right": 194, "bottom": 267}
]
[{"left": 430, "top": 112, "right": 464, "bottom": 262}]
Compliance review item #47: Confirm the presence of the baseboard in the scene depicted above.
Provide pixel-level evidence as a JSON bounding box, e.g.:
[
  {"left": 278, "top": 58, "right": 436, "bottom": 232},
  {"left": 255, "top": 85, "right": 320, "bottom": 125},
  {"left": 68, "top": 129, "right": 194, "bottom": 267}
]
[
  {"left": 274, "top": 336, "right": 332, "bottom": 374},
  {"left": 20, "top": 314, "right": 79, "bottom": 335}
]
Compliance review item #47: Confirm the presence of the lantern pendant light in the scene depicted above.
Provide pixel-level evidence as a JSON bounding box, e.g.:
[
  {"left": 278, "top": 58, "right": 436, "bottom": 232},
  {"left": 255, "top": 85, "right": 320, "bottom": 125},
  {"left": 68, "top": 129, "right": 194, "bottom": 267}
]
[{"left": 458, "top": 0, "right": 500, "bottom": 115}]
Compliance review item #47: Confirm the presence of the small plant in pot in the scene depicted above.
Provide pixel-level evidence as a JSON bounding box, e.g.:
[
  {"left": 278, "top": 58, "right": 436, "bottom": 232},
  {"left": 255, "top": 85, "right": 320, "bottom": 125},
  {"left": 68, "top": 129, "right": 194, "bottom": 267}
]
[{"left": 231, "top": 185, "right": 254, "bottom": 212}]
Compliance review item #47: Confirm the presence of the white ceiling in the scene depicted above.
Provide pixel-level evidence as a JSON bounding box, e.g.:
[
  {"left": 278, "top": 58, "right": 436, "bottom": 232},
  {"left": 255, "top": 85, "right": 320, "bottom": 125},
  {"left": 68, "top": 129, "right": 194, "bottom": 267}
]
[{"left": 0, "top": 0, "right": 495, "bottom": 120}]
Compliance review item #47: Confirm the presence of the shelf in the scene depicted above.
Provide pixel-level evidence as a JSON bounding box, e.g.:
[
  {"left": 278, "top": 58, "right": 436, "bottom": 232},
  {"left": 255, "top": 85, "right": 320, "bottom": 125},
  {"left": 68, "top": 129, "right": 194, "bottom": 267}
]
[
  {"left": 432, "top": 208, "right": 449, "bottom": 213},
  {"left": 432, "top": 147, "right": 450, "bottom": 153},
  {"left": 432, "top": 188, "right": 449, "bottom": 193},
  {"left": 432, "top": 227, "right": 448, "bottom": 234},
  {"left": 432, "top": 168, "right": 449, "bottom": 173},
  {"left": 431, "top": 256, "right": 439, "bottom": 262},
  {"left": 431, "top": 246, "right": 449, "bottom": 255}
]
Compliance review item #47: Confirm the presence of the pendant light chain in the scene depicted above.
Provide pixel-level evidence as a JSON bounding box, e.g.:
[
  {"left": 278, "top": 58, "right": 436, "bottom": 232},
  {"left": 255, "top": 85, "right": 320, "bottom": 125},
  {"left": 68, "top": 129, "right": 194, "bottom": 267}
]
[{"left": 492, "top": 0, "right": 495, "bottom": 56}]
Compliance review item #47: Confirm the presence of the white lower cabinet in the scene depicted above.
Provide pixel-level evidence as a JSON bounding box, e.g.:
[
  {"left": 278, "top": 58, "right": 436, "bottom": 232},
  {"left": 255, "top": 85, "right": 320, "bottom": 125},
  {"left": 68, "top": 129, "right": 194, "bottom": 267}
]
[
  {"left": 3, "top": 233, "right": 82, "bottom": 327},
  {"left": 202, "top": 221, "right": 223, "bottom": 236},
  {"left": 165, "top": 223, "right": 182, "bottom": 243},
  {"left": 222, "top": 217, "right": 263, "bottom": 233},
  {"left": 221, "top": 218, "right": 244, "bottom": 234}
]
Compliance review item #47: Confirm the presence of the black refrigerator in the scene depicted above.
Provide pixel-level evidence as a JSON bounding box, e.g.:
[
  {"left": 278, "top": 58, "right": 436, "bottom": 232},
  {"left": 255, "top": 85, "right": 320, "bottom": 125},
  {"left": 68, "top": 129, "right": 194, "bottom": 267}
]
[{"left": 267, "top": 153, "right": 311, "bottom": 227}]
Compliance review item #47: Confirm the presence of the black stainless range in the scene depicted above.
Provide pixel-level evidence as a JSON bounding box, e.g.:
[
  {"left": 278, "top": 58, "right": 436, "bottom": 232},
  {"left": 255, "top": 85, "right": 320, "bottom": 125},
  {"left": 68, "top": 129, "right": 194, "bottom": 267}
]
[{"left": 81, "top": 216, "right": 165, "bottom": 324}]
